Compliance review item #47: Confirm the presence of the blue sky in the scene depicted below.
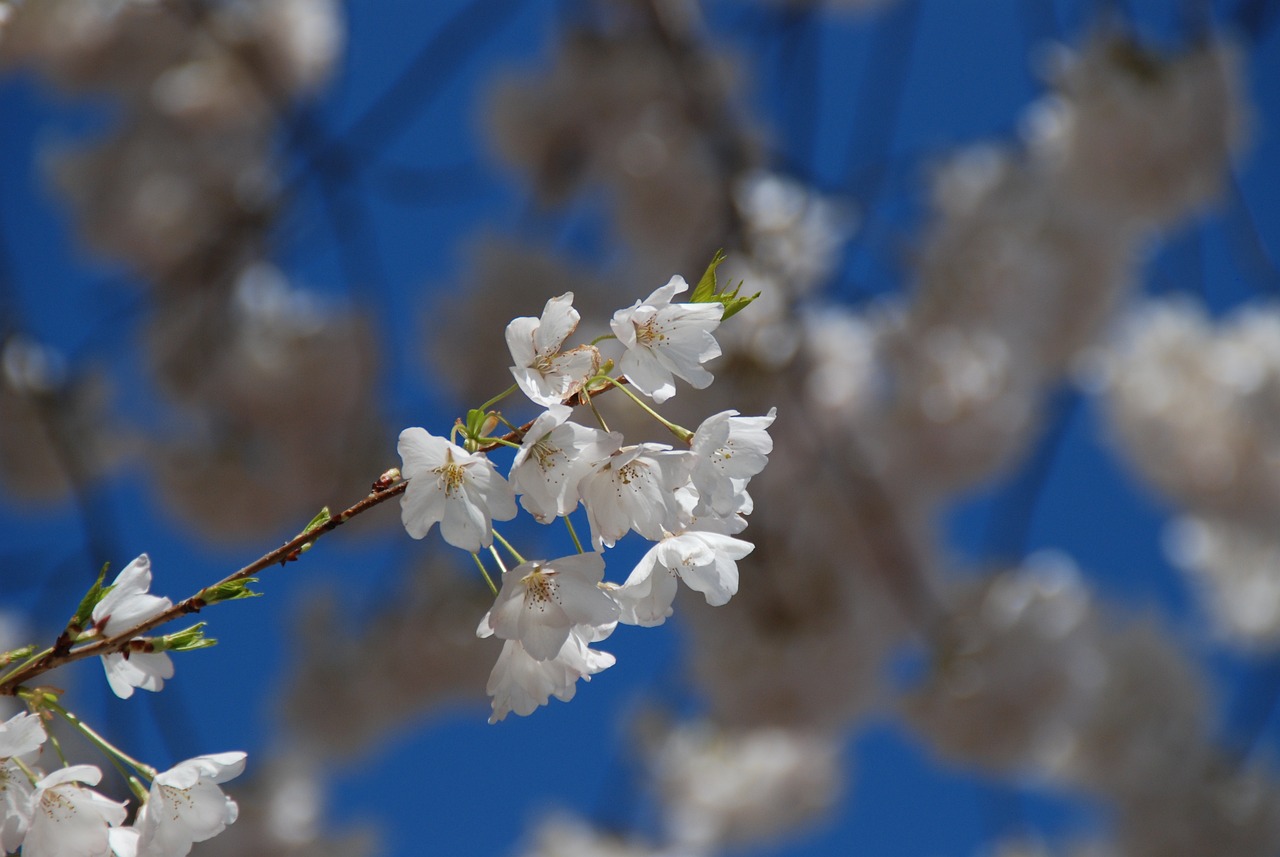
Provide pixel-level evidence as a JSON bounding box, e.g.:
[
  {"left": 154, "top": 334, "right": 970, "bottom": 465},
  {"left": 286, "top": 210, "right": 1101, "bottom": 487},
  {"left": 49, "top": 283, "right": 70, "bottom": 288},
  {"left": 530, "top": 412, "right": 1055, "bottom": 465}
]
[{"left": 4, "top": 1, "right": 1280, "bottom": 855}]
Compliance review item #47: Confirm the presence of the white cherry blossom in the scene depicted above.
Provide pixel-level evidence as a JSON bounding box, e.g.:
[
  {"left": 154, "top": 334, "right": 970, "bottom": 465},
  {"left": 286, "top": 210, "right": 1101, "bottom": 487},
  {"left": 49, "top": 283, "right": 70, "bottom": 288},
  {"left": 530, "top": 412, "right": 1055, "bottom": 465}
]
[
  {"left": 0, "top": 760, "right": 34, "bottom": 855},
  {"left": 480, "top": 553, "right": 620, "bottom": 660},
  {"left": 483, "top": 628, "right": 616, "bottom": 723},
  {"left": 22, "top": 765, "right": 126, "bottom": 857},
  {"left": 615, "top": 529, "right": 754, "bottom": 627},
  {"left": 507, "top": 292, "right": 601, "bottom": 406},
  {"left": 91, "top": 555, "right": 175, "bottom": 699},
  {"left": 0, "top": 711, "right": 47, "bottom": 853},
  {"left": 610, "top": 276, "right": 723, "bottom": 403},
  {"left": 580, "top": 443, "right": 691, "bottom": 548},
  {"left": 0, "top": 712, "right": 45, "bottom": 761},
  {"left": 128, "top": 752, "right": 246, "bottom": 857},
  {"left": 398, "top": 428, "right": 518, "bottom": 552},
  {"left": 689, "top": 408, "right": 777, "bottom": 518},
  {"left": 510, "top": 404, "right": 621, "bottom": 523}
]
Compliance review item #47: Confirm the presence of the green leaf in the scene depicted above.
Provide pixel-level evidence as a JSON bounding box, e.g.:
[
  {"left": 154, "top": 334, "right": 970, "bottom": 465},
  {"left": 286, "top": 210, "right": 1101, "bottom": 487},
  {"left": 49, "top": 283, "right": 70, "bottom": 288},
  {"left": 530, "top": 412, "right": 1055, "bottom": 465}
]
[
  {"left": 200, "top": 578, "right": 262, "bottom": 605},
  {"left": 70, "top": 564, "right": 111, "bottom": 631},
  {"left": 718, "top": 285, "right": 761, "bottom": 321},
  {"left": 688, "top": 250, "right": 760, "bottom": 321},
  {"left": 690, "top": 248, "right": 727, "bottom": 303},
  {"left": 300, "top": 506, "right": 331, "bottom": 537},
  {"left": 155, "top": 622, "right": 216, "bottom": 652}
]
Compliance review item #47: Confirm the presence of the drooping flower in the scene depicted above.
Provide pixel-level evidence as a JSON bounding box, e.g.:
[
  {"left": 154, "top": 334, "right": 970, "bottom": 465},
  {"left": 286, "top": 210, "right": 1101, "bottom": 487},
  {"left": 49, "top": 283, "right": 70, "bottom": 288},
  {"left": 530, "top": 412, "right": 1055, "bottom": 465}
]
[
  {"left": 510, "top": 404, "right": 621, "bottom": 523},
  {"left": 398, "top": 428, "right": 518, "bottom": 552},
  {"left": 0, "top": 712, "right": 46, "bottom": 761},
  {"left": 22, "top": 765, "right": 127, "bottom": 857},
  {"left": 0, "top": 760, "right": 33, "bottom": 855},
  {"left": 129, "top": 752, "right": 246, "bottom": 857},
  {"left": 91, "top": 555, "right": 175, "bottom": 699},
  {"left": 614, "top": 529, "right": 754, "bottom": 627},
  {"left": 610, "top": 276, "right": 723, "bottom": 403},
  {"left": 483, "top": 628, "right": 616, "bottom": 723},
  {"left": 0, "top": 711, "right": 47, "bottom": 853},
  {"left": 480, "top": 552, "right": 620, "bottom": 660},
  {"left": 689, "top": 408, "right": 777, "bottom": 518},
  {"left": 507, "top": 292, "right": 601, "bottom": 406},
  {"left": 580, "top": 444, "right": 691, "bottom": 548}
]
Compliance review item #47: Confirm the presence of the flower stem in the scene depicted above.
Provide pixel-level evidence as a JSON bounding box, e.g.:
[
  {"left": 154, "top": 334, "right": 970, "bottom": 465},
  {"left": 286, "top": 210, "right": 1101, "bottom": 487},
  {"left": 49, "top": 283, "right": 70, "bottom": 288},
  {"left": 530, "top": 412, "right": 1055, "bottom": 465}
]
[
  {"left": 590, "top": 333, "right": 618, "bottom": 346},
  {"left": 493, "top": 531, "right": 525, "bottom": 566},
  {"left": 471, "top": 553, "right": 498, "bottom": 596},
  {"left": 608, "top": 378, "right": 693, "bottom": 442},
  {"left": 44, "top": 698, "right": 157, "bottom": 782},
  {"left": 11, "top": 756, "right": 39, "bottom": 786},
  {"left": 478, "top": 384, "right": 519, "bottom": 413},
  {"left": 563, "top": 515, "right": 585, "bottom": 554},
  {"left": 587, "top": 394, "right": 611, "bottom": 433},
  {"left": 45, "top": 726, "right": 68, "bottom": 767}
]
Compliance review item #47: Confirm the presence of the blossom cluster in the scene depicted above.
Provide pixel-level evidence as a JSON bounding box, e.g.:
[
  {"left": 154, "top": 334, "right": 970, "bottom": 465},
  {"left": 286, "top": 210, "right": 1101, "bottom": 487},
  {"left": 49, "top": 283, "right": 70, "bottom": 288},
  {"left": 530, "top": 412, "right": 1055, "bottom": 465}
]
[
  {"left": 0, "top": 711, "right": 244, "bottom": 857},
  {"left": 397, "top": 276, "right": 774, "bottom": 721}
]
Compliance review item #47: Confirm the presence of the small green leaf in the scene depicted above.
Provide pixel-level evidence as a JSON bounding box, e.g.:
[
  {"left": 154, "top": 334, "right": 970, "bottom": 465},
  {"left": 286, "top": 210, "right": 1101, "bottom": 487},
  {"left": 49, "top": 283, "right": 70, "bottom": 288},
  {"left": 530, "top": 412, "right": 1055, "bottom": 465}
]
[
  {"left": 688, "top": 250, "right": 760, "bottom": 320},
  {"left": 155, "top": 622, "right": 216, "bottom": 652},
  {"left": 70, "top": 564, "right": 111, "bottom": 631},
  {"left": 200, "top": 578, "right": 262, "bottom": 605},
  {"left": 300, "top": 506, "right": 331, "bottom": 537},
  {"left": 718, "top": 285, "right": 761, "bottom": 321},
  {"left": 690, "top": 248, "right": 728, "bottom": 304}
]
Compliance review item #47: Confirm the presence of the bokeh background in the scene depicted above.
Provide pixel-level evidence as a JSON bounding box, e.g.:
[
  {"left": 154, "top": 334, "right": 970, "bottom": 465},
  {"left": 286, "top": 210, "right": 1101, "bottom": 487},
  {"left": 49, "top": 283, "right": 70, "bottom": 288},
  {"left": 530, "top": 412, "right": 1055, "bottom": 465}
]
[{"left": 3, "top": 1, "right": 1280, "bottom": 855}]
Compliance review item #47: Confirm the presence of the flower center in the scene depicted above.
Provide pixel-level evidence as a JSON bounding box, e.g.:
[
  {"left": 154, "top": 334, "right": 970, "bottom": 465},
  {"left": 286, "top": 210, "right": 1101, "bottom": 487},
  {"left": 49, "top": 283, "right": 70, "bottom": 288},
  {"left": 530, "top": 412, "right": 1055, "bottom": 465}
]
[
  {"left": 521, "top": 566, "right": 558, "bottom": 610},
  {"left": 616, "top": 462, "right": 646, "bottom": 485},
  {"left": 433, "top": 460, "right": 467, "bottom": 497},
  {"left": 40, "top": 789, "right": 77, "bottom": 822},
  {"left": 160, "top": 783, "right": 198, "bottom": 813},
  {"left": 531, "top": 439, "right": 561, "bottom": 469},
  {"left": 635, "top": 318, "right": 666, "bottom": 347}
]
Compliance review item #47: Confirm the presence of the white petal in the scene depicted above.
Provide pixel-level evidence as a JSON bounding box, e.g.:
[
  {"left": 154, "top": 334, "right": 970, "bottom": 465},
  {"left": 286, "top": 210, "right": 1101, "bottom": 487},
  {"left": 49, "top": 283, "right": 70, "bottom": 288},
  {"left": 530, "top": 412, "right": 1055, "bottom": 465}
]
[
  {"left": 504, "top": 315, "right": 540, "bottom": 368},
  {"left": 614, "top": 546, "right": 678, "bottom": 627},
  {"left": 439, "top": 489, "right": 490, "bottom": 552},
  {"left": 101, "top": 652, "right": 174, "bottom": 699},
  {"left": 0, "top": 711, "right": 46, "bottom": 758},
  {"left": 532, "top": 292, "right": 580, "bottom": 356},
  {"left": 518, "top": 620, "right": 573, "bottom": 662},
  {"left": 617, "top": 348, "right": 677, "bottom": 403}
]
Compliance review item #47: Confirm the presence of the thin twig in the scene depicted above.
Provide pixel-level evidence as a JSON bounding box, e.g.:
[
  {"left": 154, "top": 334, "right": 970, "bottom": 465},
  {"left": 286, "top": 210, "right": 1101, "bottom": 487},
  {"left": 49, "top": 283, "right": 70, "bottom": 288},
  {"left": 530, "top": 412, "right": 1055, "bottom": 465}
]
[{"left": 0, "top": 480, "right": 406, "bottom": 696}]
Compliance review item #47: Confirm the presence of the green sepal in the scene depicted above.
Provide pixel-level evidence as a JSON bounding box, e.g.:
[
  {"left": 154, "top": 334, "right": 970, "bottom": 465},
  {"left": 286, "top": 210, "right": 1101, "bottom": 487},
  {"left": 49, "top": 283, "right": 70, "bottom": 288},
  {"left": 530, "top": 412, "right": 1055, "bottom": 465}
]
[
  {"left": 69, "top": 564, "right": 111, "bottom": 631},
  {"left": 688, "top": 249, "right": 760, "bottom": 321},
  {"left": 154, "top": 622, "right": 216, "bottom": 652},
  {"left": 200, "top": 578, "right": 262, "bottom": 605},
  {"left": 465, "top": 408, "right": 487, "bottom": 440}
]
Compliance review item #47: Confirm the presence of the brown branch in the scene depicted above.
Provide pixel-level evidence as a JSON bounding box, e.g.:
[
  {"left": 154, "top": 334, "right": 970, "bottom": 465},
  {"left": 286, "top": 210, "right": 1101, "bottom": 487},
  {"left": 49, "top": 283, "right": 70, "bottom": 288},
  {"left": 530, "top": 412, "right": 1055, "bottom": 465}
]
[{"left": 0, "top": 479, "right": 407, "bottom": 696}]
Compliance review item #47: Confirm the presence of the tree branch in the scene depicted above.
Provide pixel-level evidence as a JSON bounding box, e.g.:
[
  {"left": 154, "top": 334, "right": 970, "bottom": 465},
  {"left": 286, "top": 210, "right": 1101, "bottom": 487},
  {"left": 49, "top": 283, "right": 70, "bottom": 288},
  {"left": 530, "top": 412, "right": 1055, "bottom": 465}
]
[{"left": 0, "top": 479, "right": 409, "bottom": 696}]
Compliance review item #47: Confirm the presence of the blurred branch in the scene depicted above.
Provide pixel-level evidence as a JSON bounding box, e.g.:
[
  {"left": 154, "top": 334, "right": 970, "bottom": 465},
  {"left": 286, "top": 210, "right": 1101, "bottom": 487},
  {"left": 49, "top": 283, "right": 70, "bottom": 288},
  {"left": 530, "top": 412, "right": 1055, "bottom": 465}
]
[{"left": 299, "top": 0, "right": 523, "bottom": 174}]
